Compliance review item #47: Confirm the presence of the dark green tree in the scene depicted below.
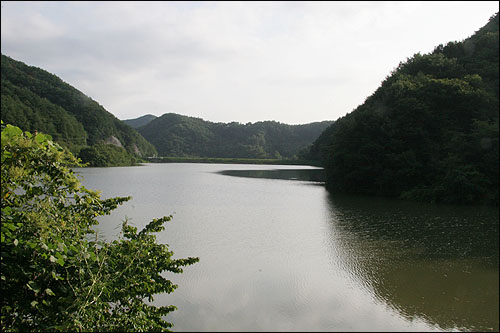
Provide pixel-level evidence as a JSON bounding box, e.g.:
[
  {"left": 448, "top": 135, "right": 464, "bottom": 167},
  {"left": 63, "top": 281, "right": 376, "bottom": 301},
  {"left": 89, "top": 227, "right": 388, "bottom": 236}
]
[{"left": 310, "top": 12, "right": 499, "bottom": 205}]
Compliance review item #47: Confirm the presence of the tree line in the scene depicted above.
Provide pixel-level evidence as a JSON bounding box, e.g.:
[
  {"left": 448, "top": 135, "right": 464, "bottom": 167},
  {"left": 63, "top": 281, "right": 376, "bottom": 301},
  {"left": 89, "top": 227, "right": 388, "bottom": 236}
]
[{"left": 136, "top": 112, "right": 333, "bottom": 159}]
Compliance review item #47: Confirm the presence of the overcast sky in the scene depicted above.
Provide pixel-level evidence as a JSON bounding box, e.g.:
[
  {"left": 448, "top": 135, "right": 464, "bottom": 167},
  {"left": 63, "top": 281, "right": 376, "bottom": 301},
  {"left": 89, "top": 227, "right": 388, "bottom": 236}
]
[{"left": 1, "top": 1, "right": 498, "bottom": 124}]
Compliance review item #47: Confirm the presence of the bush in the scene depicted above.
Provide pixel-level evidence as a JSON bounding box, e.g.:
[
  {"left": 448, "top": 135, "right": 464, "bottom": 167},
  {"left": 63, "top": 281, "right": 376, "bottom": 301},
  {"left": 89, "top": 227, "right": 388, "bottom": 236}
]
[{"left": 1, "top": 123, "right": 198, "bottom": 332}]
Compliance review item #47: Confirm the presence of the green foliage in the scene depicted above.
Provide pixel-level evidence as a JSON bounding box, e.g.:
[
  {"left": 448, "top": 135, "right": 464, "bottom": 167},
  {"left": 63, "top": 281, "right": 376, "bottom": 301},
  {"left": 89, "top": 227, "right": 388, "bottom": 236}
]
[
  {"left": 137, "top": 113, "right": 334, "bottom": 159},
  {"left": 78, "top": 144, "right": 138, "bottom": 167},
  {"left": 1, "top": 54, "right": 157, "bottom": 164},
  {"left": 311, "top": 13, "right": 499, "bottom": 205},
  {"left": 1, "top": 123, "right": 199, "bottom": 331},
  {"left": 1, "top": 79, "right": 87, "bottom": 151}
]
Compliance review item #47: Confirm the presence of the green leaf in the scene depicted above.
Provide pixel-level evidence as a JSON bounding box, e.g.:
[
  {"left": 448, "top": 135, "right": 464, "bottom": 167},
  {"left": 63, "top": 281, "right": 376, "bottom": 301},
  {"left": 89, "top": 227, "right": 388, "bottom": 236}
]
[
  {"left": 4, "top": 124, "right": 23, "bottom": 137},
  {"left": 56, "top": 257, "right": 65, "bottom": 266},
  {"left": 4, "top": 223, "right": 17, "bottom": 231},
  {"left": 35, "top": 133, "right": 48, "bottom": 145},
  {"left": 27, "top": 281, "right": 40, "bottom": 294}
]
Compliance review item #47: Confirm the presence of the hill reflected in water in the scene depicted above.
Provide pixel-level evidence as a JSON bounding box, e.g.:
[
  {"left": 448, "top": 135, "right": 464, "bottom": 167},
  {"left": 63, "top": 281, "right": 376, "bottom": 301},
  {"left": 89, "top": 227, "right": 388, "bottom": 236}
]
[
  {"left": 217, "top": 168, "right": 325, "bottom": 183},
  {"left": 325, "top": 193, "right": 499, "bottom": 332}
]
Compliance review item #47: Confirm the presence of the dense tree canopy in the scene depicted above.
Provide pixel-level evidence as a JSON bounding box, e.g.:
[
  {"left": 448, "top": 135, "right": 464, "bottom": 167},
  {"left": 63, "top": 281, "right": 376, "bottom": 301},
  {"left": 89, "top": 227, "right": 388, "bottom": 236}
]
[
  {"left": 1, "top": 54, "right": 157, "bottom": 165},
  {"left": 310, "top": 13, "right": 499, "bottom": 205},
  {"left": 1, "top": 123, "right": 198, "bottom": 331},
  {"left": 137, "top": 113, "right": 334, "bottom": 159}
]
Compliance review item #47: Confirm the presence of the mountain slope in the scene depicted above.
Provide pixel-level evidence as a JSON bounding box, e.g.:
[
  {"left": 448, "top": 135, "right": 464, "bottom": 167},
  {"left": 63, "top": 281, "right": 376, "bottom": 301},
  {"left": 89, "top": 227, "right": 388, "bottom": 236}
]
[
  {"left": 311, "top": 13, "right": 499, "bottom": 205},
  {"left": 123, "top": 114, "right": 157, "bottom": 129},
  {"left": 1, "top": 54, "right": 157, "bottom": 160},
  {"left": 137, "top": 113, "right": 334, "bottom": 159}
]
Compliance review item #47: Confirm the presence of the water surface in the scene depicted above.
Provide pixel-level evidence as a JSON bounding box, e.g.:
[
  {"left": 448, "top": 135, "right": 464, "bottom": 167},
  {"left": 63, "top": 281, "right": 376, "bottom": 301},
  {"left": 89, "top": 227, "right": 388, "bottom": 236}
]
[{"left": 75, "top": 163, "right": 499, "bottom": 332}]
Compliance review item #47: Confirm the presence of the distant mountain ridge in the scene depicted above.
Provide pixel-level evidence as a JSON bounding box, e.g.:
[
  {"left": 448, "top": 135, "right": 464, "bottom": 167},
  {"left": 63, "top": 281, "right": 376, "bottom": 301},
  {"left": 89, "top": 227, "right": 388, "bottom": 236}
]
[
  {"left": 1, "top": 54, "right": 157, "bottom": 163},
  {"left": 123, "top": 114, "right": 157, "bottom": 129},
  {"left": 135, "top": 112, "right": 334, "bottom": 159}
]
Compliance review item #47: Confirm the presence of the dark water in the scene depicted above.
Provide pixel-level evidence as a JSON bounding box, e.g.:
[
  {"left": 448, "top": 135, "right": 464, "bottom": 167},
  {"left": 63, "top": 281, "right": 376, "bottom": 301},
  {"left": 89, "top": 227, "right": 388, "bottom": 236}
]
[
  {"left": 75, "top": 163, "right": 499, "bottom": 332},
  {"left": 217, "top": 168, "right": 326, "bottom": 182}
]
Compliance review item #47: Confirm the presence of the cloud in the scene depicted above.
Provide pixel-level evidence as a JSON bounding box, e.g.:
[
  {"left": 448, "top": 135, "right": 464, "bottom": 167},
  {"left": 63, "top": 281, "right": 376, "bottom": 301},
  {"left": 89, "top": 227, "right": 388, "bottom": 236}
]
[{"left": 1, "top": 1, "right": 498, "bottom": 124}]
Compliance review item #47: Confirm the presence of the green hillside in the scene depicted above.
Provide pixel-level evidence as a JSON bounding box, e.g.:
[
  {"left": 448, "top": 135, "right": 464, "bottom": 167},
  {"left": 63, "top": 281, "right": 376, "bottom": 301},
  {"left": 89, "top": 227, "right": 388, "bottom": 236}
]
[
  {"left": 123, "top": 114, "right": 157, "bottom": 129},
  {"left": 1, "top": 54, "right": 157, "bottom": 165},
  {"left": 137, "top": 113, "right": 334, "bottom": 159},
  {"left": 310, "top": 13, "right": 499, "bottom": 205}
]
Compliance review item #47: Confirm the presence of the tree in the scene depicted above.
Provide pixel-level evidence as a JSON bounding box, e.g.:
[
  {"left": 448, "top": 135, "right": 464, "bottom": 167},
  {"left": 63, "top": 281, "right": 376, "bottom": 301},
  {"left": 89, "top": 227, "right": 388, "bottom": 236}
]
[
  {"left": 1, "top": 54, "right": 158, "bottom": 161},
  {"left": 311, "top": 13, "right": 499, "bottom": 205},
  {"left": 1, "top": 123, "right": 199, "bottom": 332}
]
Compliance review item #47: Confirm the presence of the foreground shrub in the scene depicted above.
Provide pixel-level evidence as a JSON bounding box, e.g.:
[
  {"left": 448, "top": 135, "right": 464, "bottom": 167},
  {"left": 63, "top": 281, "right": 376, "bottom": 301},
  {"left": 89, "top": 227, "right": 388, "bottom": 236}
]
[{"left": 1, "top": 123, "right": 198, "bottom": 332}]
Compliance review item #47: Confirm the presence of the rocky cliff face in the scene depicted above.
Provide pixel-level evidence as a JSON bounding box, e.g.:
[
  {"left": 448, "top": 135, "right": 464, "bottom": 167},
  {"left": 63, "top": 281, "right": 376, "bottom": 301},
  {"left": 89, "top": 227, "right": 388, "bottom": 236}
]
[{"left": 104, "top": 136, "right": 123, "bottom": 148}]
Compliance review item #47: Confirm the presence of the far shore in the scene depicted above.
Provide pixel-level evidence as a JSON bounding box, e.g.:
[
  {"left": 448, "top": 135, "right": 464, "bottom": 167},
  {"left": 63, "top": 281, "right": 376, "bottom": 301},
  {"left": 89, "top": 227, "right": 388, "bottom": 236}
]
[{"left": 145, "top": 156, "right": 322, "bottom": 167}]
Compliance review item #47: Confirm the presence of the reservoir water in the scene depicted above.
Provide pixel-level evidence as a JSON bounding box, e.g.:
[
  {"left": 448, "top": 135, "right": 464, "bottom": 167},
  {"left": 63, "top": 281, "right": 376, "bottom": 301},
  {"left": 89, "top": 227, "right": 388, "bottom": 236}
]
[{"left": 75, "top": 163, "right": 499, "bottom": 332}]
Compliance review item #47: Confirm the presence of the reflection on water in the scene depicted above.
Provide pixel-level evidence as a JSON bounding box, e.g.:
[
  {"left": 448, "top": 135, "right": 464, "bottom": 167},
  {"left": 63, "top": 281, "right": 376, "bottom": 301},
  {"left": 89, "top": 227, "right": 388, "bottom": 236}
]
[
  {"left": 326, "top": 193, "right": 499, "bottom": 332},
  {"left": 217, "top": 168, "right": 325, "bottom": 183},
  {"left": 75, "top": 164, "right": 499, "bottom": 332},
  {"left": 220, "top": 168, "right": 499, "bottom": 331}
]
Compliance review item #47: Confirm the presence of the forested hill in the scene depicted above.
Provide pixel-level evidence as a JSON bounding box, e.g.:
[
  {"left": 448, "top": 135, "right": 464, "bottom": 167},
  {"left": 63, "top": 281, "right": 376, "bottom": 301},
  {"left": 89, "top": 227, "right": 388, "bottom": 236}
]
[
  {"left": 136, "top": 113, "right": 334, "bottom": 159},
  {"left": 123, "top": 114, "right": 157, "bottom": 129},
  {"left": 1, "top": 54, "right": 157, "bottom": 164},
  {"left": 309, "top": 12, "right": 499, "bottom": 205}
]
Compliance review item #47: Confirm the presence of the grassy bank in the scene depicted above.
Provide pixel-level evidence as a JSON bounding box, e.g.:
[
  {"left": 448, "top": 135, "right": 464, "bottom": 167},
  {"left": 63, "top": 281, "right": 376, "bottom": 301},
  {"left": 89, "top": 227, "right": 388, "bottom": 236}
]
[{"left": 146, "top": 156, "right": 322, "bottom": 167}]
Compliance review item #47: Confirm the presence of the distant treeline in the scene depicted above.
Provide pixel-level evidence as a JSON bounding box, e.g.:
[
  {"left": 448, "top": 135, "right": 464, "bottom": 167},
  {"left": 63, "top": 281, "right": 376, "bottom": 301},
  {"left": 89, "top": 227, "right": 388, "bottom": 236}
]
[
  {"left": 147, "top": 156, "right": 322, "bottom": 166},
  {"left": 306, "top": 13, "right": 499, "bottom": 205},
  {"left": 135, "top": 112, "right": 334, "bottom": 160}
]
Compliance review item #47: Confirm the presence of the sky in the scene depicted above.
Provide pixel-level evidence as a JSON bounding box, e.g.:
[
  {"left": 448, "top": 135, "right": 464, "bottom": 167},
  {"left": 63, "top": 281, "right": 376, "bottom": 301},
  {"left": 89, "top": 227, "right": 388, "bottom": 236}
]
[{"left": 1, "top": 1, "right": 498, "bottom": 124}]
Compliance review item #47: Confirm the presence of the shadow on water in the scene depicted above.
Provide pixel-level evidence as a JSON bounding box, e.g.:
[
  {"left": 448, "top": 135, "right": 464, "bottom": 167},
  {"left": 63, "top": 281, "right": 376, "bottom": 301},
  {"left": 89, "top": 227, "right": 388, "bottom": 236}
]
[
  {"left": 216, "top": 168, "right": 326, "bottom": 183},
  {"left": 325, "top": 193, "right": 499, "bottom": 332}
]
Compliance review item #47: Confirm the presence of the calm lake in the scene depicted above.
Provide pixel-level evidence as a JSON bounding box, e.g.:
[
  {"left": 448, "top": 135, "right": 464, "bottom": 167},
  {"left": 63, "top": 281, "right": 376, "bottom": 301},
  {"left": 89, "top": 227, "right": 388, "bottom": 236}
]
[{"left": 75, "top": 163, "right": 499, "bottom": 332}]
